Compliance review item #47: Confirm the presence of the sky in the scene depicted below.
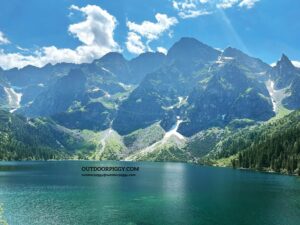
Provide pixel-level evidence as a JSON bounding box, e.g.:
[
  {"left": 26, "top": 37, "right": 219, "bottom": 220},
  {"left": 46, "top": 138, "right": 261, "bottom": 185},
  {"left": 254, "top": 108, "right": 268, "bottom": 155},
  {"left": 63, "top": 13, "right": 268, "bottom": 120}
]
[{"left": 0, "top": 0, "right": 299, "bottom": 69}]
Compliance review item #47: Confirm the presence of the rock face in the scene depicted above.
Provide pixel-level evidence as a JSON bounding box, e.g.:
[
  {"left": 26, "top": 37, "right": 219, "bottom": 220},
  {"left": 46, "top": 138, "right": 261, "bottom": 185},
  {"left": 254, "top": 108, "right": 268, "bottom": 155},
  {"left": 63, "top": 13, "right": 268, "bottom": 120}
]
[
  {"left": 52, "top": 102, "right": 112, "bottom": 131},
  {"left": 167, "top": 37, "right": 220, "bottom": 65},
  {"left": 113, "top": 38, "right": 275, "bottom": 136},
  {"left": 0, "top": 37, "right": 299, "bottom": 139},
  {"left": 271, "top": 54, "right": 298, "bottom": 88},
  {"left": 21, "top": 69, "right": 87, "bottom": 117},
  {"left": 178, "top": 62, "right": 274, "bottom": 136},
  {"left": 270, "top": 54, "right": 300, "bottom": 109},
  {"left": 222, "top": 47, "right": 270, "bottom": 76}
]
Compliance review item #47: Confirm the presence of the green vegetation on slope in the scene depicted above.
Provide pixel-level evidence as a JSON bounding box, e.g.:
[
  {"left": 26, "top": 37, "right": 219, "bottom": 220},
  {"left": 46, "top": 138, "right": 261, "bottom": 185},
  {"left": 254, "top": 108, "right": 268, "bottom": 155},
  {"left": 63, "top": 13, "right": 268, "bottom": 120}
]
[
  {"left": 123, "top": 122, "right": 165, "bottom": 153},
  {"left": 206, "top": 110, "right": 300, "bottom": 175},
  {"left": 232, "top": 112, "right": 300, "bottom": 175},
  {"left": 134, "top": 143, "right": 190, "bottom": 162},
  {"left": 0, "top": 110, "right": 94, "bottom": 160}
]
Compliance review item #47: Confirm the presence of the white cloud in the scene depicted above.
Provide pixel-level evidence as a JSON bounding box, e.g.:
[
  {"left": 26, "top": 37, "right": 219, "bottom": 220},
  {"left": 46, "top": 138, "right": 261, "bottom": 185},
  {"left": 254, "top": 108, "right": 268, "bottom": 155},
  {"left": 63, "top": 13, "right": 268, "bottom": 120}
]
[
  {"left": 126, "top": 32, "right": 146, "bottom": 55},
  {"left": 173, "top": 0, "right": 212, "bottom": 19},
  {"left": 0, "top": 4, "right": 120, "bottom": 70},
  {"left": 16, "top": 45, "right": 29, "bottom": 52},
  {"left": 0, "top": 50, "right": 39, "bottom": 69},
  {"left": 69, "top": 5, "right": 119, "bottom": 49},
  {"left": 0, "top": 31, "right": 10, "bottom": 45},
  {"left": 239, "top": 0, "right": 260, "bottom": 8},
  {"left": 179, "top": 9, "right": 212, "bottom": 19},
  {"left": 173, "top": 0, "right": 260, "bottom": 18},
  {"left": 127, "top": 14, "right": 178, "bottom": 41},
  {"left": 157, "top": 47, "right": 168, "bottom": 55},
  {"left": 270, "top": 60, "right": 300, "bottom": 68},
  {"left": 126, "top": 13, "right": 177, "bottom": 54},
  {"left": 292, "top": 61, "right": 300, "bottom": 68},
  {"left": 217, "top": 0, "right": 239, "bottom": 9}
]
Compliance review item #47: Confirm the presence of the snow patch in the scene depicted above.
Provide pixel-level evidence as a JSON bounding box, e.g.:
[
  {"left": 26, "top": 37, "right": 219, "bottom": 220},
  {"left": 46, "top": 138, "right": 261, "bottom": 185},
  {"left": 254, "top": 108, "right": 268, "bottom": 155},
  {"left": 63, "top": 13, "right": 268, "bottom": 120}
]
[
  {"left": 165, "top": 96, "right": 187, "bottom": 110},
  {"left": 91, "top": 87, "right": 100, "bottom": 92},
  {"left": 164, "top": 117, "right": 185, "bottom": 140},
  {"left": 99, "top": 128, "right": 113, "bottom": 154},
  {"left": 126, "top": 117, "right": 186, "bottom": 160},
  {"left": 4, "top": 87, "right": 22, "bottom": 113},
  {"left": 118, "top": 82, "right": 132, "bottom": 90},
  {"left": 265, "top": 79, "right": 291, "bottom": 113},
  {"left": 102, "top": 67, "right": 112, "bottom": 73},
  {"left": 104, "top": 91, "right": 111, "bottom": 98}
]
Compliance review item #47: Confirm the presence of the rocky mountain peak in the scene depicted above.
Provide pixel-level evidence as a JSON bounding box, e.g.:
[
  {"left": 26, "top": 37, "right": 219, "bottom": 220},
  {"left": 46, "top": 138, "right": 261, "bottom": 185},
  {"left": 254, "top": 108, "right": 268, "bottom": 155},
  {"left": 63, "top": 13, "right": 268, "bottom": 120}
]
[
  {"left": 276, "top": 54, "right": 294, "bottom": 69},
  {"left": 223, "top": 47, "right": 245, "bottom": 58},
  {"left": 99, "top": 52, "right": 127, "bottom": 63},
  {"left": 167, "top": 37, "right": 220, "bottom": 63}
]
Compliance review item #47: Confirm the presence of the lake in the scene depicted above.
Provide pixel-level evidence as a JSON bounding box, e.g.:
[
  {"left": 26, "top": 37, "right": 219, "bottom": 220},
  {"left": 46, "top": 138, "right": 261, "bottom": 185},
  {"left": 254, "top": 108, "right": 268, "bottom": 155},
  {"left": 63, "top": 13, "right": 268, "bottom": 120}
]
[{"left": 0, "top": 161, "right": 300, "bottom": 225}]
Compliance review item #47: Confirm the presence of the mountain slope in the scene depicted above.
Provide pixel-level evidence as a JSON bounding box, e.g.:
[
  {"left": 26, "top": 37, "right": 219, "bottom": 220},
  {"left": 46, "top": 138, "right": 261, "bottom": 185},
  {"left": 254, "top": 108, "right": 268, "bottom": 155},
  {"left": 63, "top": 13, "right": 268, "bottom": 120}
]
[
  {"left": 21, "top": 69, "right": 87, "bottom": 117},
  {"left": 0, "top": 110, "right": 93, "bottom": 160},
  {"left": 207, "top": 110, "right": 300, "bottom": 175},
  {"left": 179, "top": 61, "right": 274, "bottom": 136}
]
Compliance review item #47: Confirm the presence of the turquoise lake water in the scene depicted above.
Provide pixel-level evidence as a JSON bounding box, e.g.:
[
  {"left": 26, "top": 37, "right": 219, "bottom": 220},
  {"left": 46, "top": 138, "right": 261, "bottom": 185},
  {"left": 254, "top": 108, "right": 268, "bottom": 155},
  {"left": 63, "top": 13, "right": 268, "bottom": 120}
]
[{"left": 0, "top": 161, "right": 300, "bottom": 225}]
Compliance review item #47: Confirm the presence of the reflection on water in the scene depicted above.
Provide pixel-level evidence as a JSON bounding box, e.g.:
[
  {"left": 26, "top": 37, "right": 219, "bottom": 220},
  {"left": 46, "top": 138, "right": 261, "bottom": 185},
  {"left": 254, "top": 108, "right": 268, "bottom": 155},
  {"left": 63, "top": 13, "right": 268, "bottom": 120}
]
[
  {"left": 162, "top": 163, "right": 187, "bottom": 224},
  {"left": 0, "top": 161, "right": 300, "bottom": 225}
]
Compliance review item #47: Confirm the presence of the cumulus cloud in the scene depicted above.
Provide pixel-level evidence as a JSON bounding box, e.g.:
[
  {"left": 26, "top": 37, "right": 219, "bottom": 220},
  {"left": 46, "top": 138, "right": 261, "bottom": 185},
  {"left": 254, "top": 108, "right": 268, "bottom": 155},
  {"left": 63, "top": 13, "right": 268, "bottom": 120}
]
[
  {"left": 126, "top": 13, "right": 177, "bottom": 54},
  {"left": 0, "top": 4, "right": 120, "bottom": 70},
  {"left": 127, "top": 14, "right": 178, "bottom": 42},
  {"left": 126, "top": 32, "right": 146, "bottom": 55},
  {"left": 0, "top": 31, "right": 10, "bottom": 45},
  {"left": 173, "top": 0, "right": 260, "bottom": 19},
  {"left": 69, "top": 4, "right": 119, "bottom": 49}
]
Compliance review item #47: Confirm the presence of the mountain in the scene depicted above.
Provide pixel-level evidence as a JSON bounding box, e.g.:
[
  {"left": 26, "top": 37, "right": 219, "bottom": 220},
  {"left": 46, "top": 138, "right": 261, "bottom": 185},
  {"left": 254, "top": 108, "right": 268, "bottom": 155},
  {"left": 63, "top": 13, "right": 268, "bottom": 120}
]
[
  {"left": 114, "top": 38, "right": 274, "bottom": 136},
  {"left": 167, "top": 37, "right": 220, "bottom": 66},
  {"left": 90, "top": 51, "right": 166, "bottom": 84},
  {"left": 0, "top": 37, "right": 299, "bottom": 175},
  {"left": 113, "top": 38, "right": 222, "bottom": 135},
  {"left": 92, "top": 52, "right": 131, "bottom": 83},
  {"left": 269, "top": 54, "right": 300, "bottom": 110},
  {"left": 129, "top": 52, "right": 166, "bottom": 83},
  {"left": 2, "top": 63, "right": 78, "bottom": 106},
  {"left": 271, "top": 54, "right": 298, "bottom": 88}
]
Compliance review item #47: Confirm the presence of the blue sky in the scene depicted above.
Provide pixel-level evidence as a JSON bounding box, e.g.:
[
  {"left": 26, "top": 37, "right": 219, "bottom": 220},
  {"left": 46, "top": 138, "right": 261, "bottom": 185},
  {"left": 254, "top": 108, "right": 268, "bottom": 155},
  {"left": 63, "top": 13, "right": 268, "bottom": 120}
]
[{"left": 0, "top": 0, "right": 299, "bottom": 69}]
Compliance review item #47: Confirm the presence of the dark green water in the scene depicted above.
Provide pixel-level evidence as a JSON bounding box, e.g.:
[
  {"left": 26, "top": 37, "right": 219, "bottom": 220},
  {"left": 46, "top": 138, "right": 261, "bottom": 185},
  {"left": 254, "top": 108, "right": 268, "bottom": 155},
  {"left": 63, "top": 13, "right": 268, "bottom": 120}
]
[{"left": 0, "top": 161, "right": 300, "bottom": 225}]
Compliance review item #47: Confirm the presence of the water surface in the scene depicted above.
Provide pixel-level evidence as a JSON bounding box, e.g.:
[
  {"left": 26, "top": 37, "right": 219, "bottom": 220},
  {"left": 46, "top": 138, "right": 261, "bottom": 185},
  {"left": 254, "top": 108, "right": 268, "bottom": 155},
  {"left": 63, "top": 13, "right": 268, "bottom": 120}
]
[{"left": 0, "top": 161, "right": 300, "bottom": 225}]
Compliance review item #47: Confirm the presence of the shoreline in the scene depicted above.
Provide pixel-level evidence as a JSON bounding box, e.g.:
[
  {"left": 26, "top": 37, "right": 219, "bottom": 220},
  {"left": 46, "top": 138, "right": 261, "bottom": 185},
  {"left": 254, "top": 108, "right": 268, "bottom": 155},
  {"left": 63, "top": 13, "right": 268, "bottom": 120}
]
[{"left": 0, "top": 159, "right": 299, "bottom": 177}]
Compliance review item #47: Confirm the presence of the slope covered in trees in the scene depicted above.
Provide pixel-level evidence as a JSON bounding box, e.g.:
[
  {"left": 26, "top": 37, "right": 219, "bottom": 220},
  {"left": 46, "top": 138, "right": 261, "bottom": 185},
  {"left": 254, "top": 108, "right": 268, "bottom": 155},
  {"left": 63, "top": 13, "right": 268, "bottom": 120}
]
[
  {"left": 0, "top": 110, "right": 93, "bottom": 160},
  {"left": 206, "top": 110, "right": 300, "bottom": 175},
  {"left": 233, "top": 113, "right": 300, "bottom": 175}
]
